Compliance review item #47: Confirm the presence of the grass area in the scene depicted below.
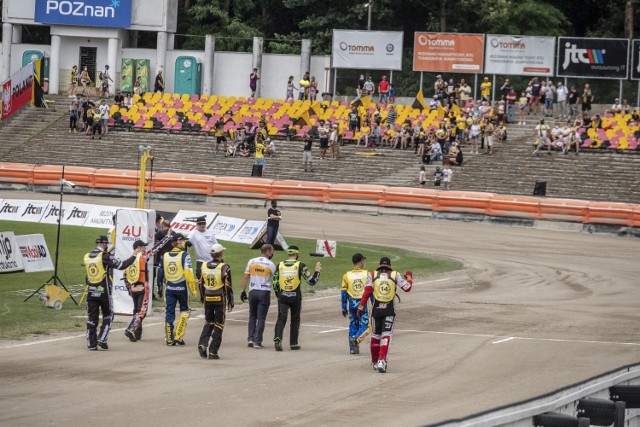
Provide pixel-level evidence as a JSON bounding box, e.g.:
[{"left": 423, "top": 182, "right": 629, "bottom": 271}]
[{"left": 0, "top": 220, "right": 462, "bottom": 340}]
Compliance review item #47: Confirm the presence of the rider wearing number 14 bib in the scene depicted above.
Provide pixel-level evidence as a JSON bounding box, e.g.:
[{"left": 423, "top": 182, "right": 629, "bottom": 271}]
[{"left": 356, "top": 256, "right": 412, "bottom": 373}]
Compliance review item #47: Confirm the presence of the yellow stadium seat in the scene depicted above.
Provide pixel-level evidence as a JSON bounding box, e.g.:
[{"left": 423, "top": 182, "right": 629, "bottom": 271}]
[{"left": 143, "top": 120, "right": 153, "bottom": 129}]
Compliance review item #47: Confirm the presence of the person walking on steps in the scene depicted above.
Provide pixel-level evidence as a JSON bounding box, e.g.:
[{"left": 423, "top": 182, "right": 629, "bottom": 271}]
[
  {"left": 272, "top": 246, "right": 321, "bottom": 351},
  {"left": 341, "top": 253, "right": 372, "bottom": 354},
  {"left": 198, "top": 243, "right": 234, "bottom": 360},
  {"left": 356, "top": 257, "right": 413, "bottom": 373},
  {"left": 84, "top": 235, "right": 141, "bottom": 351},
  {"left": 124, "top": 239, "right": 151, "bottom": 342},
  {"left": 163, "top": 233, "right": 197, "bottom": 346}
]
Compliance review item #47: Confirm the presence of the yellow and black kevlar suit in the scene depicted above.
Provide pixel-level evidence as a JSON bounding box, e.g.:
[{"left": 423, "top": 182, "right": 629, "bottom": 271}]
[
  {"left": 197, "top": 260, "right": 234, "bottom": 357},
  {"left": 163, "top": 248, "right": 197, "bottom": 345}
]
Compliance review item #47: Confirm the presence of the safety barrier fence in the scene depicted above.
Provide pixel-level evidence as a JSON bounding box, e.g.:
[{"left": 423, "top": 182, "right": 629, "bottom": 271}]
[{"left": 1, "top": 162, "right": 639, "bottom": 227}]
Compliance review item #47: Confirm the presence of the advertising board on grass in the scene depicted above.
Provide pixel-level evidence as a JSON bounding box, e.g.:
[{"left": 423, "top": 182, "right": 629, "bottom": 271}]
[
  {"left": 16, "top": 234, "right": 54, "bottom": 273},
  {"left": 0, "top": 231, "right": 24, "bottom": 273}
]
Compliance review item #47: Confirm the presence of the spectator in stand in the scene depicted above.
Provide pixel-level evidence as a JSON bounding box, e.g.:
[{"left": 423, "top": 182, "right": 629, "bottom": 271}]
[
  {"left": 91, "top": 107, "right": 103, "bottom": 139},
  {"left": 469, "top": 119, "right": 481, "bottom": 154},
  {"left": 99, "top": 99, "right": 110, "bottom": 136},
  {"left": 302, "top": 133, "right": 314, "bottom": 172},
  {"left": 622, "top": 99, "right": 630, "bottom": 115},
  {"left": 318, "top": 121, "right": 330, "bottom": 160},
  {"left": 430, "top": 138, "right": 443, "bottom": 164},
  {"left": 214, "top": 117, "right": 227, "bottom": 155},
  {"left": 568, "top": 86, "right": 579, "bottom": 119},
  {"left": 69, "top": 100, "right": 79, "bottom": 133},
  {"left": 309, "top": 76, "right": 318, "bottom": 101},
  {"left": 500, "top": 79, "right": 512, "bottom": 101},
  {"left": 518, "top": 91, "right": 529, "bottom": 125},
  {"left": 378, "top": 75, "right": 390, "bottom": 104},
  {"left": 368, "top": 122, "right": 381, "bottom": 147},
  {"left": 82, "top": 96, "right": 95, "bottom": 134},
  {"left": 484, "top": 120, "right": 495, "bottom": 155},
  {"left": 542, "top": 81, "right": 556, "bottom": 117},
  {"left": 419, "top": 166, "right": 427, "bottom": 186},
  {"left": 556, "top": 81, "right": 568, "bottom": 119},
  {"left": 610, "top": 98, "right": 622, "bottom": 114},
  {"left": 286, "top": 76, "right": 297, "bottom": 101},
  {"left": 446, "top": 79, "right": 457, "bottom": 101},
  {"left": 480, "top": 77, "right": 491, "bottom": 102},
  {"left": 80, "top": 66, "right": 91, "bottom": 95},
  {"left": 351, "top": 83, "right": 363, "bottom": 105},
  {"left": 442, "top": 165, "right": 453, "bottom": 190},
  {"left": 329, "top": 124, "right": 340, "bottom": 160},
  {"left": 386, "top": 104, "right": 397, "bottom": 129},
  {"left": 358, "top": 74, "right": 365, "bottom": 89},
  {"left": 249, "top": 68, "right": 260, "bottom": 98},
  {"left": 124, "top": 93, "right": 133, "bottom": 108},
  {"left": 113, "top": 90, "right": 124, "bottom": 107},
  {"left": 363, "top": 77, "right": 375, "bottom": 96},
  {"left": 433, "top": 75, "right": 446, "bottom": 103},
  {"left": 433, "top": 166, "right": 443, "bottom": 188},
  {"left": 388, "top": 84, "right": 395, "bottom": 104},
  {"left": 133, "top": 77, "right": 143, "bottom": 96},
  {"left": 581, "top": 84, "right": 594, "bottom": 115},
  {"left": 459, "top": 79, "right": 472, "bottom": 108},
  {"left": 69, "top": 65, "right": 78, "bottom": 97},
  {"left": 100, "top": 65, "right": 113, "bottom": 98},
  {"left": 534, "top": 119, "right": 551, "bottom": 155},
  {"left": 357, "top": 122, "right": 370, "bottom": 147},
  {"left": 348, "top": 106, "right": 360, "bottom": 132},
  {"left": 495, "top": 122, "right": 508, "bottom": 142},
  {"left": 154, "top": 69, "right": 165, "bottom": 94},
  {"left": 238, "top": 140, "right": 251, "bottom": 157},
  {"left": 529, "top": 77, "right": 542, "bottom": 115},
  {"left": 506, "top": 86, "right": 517, "bottom": 124},
  {"left": 299, "top": 72, "right": 310, "bottom": 100}
]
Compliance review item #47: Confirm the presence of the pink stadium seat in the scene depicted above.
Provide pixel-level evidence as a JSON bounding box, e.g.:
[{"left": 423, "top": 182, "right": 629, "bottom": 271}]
[
  {"left": 629, "top": 137, "right": 638, "bottom": 150},
  {"left": 343, "top": 131, "right": 354, "bottom": 140},
  {"left": 172, "top": 122, "right": 183, "bottom": 131},
  {"left": 134, "top": 119, "right": 145, "bottom": 128},
  {"left": 582, "top": 138, "right": 592, "bottom": 148}
]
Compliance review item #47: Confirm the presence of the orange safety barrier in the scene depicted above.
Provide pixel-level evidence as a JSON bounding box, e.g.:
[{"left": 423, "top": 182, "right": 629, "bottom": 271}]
[
  {"left": 0, "top": 162, "right": 35, "bottom": 185},
  {"left": 584, "top": 201, "right": 636, "bottom": 226},
  {"left": 211, "top": 176, "right": 274, "bottom": 200},
  {"left": 325, "top": 183, "right": 386, "bottom": 206},
  {"left": 382, "top": 187, "right": 438, "bottom": 210},
  {"left": 538, "top": 198, "right": 588, "bottom": 223},
  {"left": 152, "top": 172, "right": 213, "bottom": 195},
  {"left": 270, "top": 180, "right": 329, "bottom": 203},
  {"left": 0, "top": 162, "right": 638, "bottom": 227},
  {"left": 434, "top": 191, "right": 492, "bottom": 214},
  {"left": 488, "top": 195, "right": 541, "bottom": 219},
  {"left": 93, "top": 168, "right": 139, "bottom": 190}
]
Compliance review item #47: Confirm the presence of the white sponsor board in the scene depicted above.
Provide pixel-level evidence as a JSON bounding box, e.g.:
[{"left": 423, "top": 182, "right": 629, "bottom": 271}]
[
  {"left": 16, "top": 234, "right": 54, "bottom": 272},
  {"left": 210, "top": 216, "right": 246, "bottom": 241},
  {"left": 485, "top": 35, "right": 556, "bottom": 76},
  {"left": 332, "top": 30, "right": 404, "bottom": 70},
  {"left": 40, "top": 201, "right": 95, "bottom": 226},
  {"left": 170, "top": 210, "right": 218, "bottom": 234},
  {"left": 315, "top": 240, "right": 337, "bottom": 258},
  {"left": 84, "top": 205, "right": 118, "bottom": 228},
  {"left": 230, "top": 220, "right": 267, "bottom": 244},
  {"left": 0, "top": 199, "right": 49, "bottom": 222},
  {"left": 112, "top": 209, "right": 155, "bottom": 315},
  {"left": 0, "top": 231, "right": 24, "bottom": 272},
  {"left": 0, "top": 199, "right": 26, "bottom": 221}
]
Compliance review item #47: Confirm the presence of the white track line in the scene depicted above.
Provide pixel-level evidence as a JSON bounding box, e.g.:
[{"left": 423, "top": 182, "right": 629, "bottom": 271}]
[
  {"left": 318, "top": 328, "right": 348, "bottom": 334},
  {"left": 492, "top": 337, "right": 516, "bottom": 344}
]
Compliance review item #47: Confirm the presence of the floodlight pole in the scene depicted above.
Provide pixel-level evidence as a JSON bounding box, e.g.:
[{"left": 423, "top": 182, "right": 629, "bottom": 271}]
[{"left": 24, "top": 165, "right": 78, "bottom": 304}]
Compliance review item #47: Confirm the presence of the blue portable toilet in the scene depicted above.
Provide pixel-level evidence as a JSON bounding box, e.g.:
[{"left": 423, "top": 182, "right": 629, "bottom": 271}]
[{"left": 174, "top": 56, "right": 201, "bottom": 96}]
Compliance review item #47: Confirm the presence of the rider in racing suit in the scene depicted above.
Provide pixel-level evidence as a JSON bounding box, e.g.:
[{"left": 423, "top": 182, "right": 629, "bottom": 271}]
[
  {"left": 341, "top": 252, "right": 372, "bottom": 354},
  {"left": 357, "top": 256, "right": 412, "bottom": 373}
]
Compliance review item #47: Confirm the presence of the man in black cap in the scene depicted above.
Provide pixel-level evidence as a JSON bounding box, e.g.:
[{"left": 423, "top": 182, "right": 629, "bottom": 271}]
[
  {"left": 266, "top": 200, "right": 281, "bottom": 245},
  {"left": 187, "top": 216, "right": 218, "bottom": 282},
  {"left": 83, "top": 235, "right": 143, "bottom": 350},
  {"left": 356, "top": 256, "right": 413, "bottom": 373},
  {"left": 124, "top": 240, "right": 150, "bottom": 342},
  {"left": 163, "top": 233, "right": 197, "bottom": 346},
  {"left": 341, "top": 253, "right": 371, "bottom": 354},
  {"left": 272, "top": 245, "right": 321, "bottom": 351}
]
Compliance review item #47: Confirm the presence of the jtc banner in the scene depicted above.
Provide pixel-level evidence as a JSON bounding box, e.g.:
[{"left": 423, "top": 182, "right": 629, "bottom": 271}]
[
  {"left": 16, "top": 234, "right": 54, "bottom": 273},
  {"left": 112, "top": 209, "right": 155, "bottom": 316},
  {"left": 631, "top": 40, "right": 640, "bottom": 80},
  {"left": 413, "top": 33, "right": 484, "bottom": 73},
  {"left": 557, "top": 37, "right": 629, "bottom": 79},
  {"left": 332, "top": 30, "right": 404, "bottom": 71},
  {"left": 2, "top": 64, "right": 34, "bottom": 121},
  {"left": 34, "top": 0, "right": 133, "bottom": 29},
  {"left": 0, "top": 231, "right": 24, "bottom": 273},
  {"left": 485, "top": 35, "right": 555, "bottom": 76}
]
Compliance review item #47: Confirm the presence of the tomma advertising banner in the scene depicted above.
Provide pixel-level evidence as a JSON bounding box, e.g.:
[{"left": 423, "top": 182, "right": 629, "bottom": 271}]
[
  {"left": 413, "top": 33, "right": 484, "bottom": 73},
  {"left": 332, "top": 30, "right": 403, "bottom": 70},
  {"left": 557, "top": 37, "right": 629, "bottom": 79},
  {"left": 485, "top": 35, "right": 555, "bottom": 76}
]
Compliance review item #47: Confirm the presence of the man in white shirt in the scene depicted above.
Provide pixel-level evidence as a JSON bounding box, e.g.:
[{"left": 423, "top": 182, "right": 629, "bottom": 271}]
[
  {"left": 556, "top": 82, "right": 568, "bottom": 119},
  {"left": 534, "top": 119, "right": 551, "bottom": 155},
  {"left": 442, "top": 166, "right": 453, "bottom": 190},
  {"left": 187, "top": 216, "right": 218, "bottom": 281},
  {"left": 99, "top": 99, "right": 110, "bottom": 136},
  {"left": 240, "top": 244, "right": 276, "bottom": 349}
]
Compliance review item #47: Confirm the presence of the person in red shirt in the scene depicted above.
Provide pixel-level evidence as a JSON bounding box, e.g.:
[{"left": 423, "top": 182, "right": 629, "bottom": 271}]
[{"left": 378, "top": 75, "right": 390, "bottom": 105}]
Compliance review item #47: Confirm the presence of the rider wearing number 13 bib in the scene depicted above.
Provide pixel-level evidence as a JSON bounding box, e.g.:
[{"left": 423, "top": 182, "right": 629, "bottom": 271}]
[
  {"left": 341, "top": 253, "right": 373, "bottom": 355},
  {"left": 356, "top": 256, "right": 413, "bottom": 373}
]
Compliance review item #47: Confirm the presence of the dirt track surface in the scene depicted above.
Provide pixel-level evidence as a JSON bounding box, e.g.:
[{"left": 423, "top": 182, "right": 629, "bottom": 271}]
[{"left": 1, "top": 192, "right": 639, "bottom": 426}]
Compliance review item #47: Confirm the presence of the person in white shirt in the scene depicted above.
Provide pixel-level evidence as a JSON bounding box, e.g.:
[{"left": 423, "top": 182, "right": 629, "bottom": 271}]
[
  {"left": 442, "top": 166, "right": 453, "bottom": 190},
  {"left": 99, "top": 99, "right": 110, "bottom": 136},
  {"left": 240, "top": 244, "right": 276, "bottom": 348},
  {"left": 556, "top": 82, "right": 568, "bottom": 119},
  {"left": 187, "top": 216, "right": 218, "bottom": 281},
  {"left": 534, "top": 119, "right": 551, "bottom": 155},
  {"left": 610, "top": 98, "right": 622, "bottom": 114}
]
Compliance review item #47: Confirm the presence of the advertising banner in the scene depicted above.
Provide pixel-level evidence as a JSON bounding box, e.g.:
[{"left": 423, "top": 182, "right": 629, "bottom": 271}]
[
  {"left": 84, "top": 205, "right": 117, "bottom": 228},
  {"left": 34, "top": 0, "right": 133, "bottom": 29},
  {"left": 0, "top": 199, "right": 27, "bottom": 221},
  {"left": 315, "top": 240, "right": 337, "bottom": 258},
  {"left": 0, "top": 231, "right": 24, "bottom": 273},
  {"left": 112, "top": 209, "right": 155, "bottom": 315},
  {"left": 332, "top": 30, "right": 403, "bottom": 70},
  {"left": 413, "top": 33, "right": 484, "bottom": 73},
  {"left": 557, "top": 37, "right": 629, "bottom": 79},
  {"left": 2, "top": 64, "right": 34, "bottom": 121},
  {"left": 40, "top": 201, "right": 94, "bottom": 226},
  {"left": 485, "top": 35, "right": 555, "bottom": 76},
  {"left": 210, "top": 216, "right": 246, "bottom": 241},
  {"left": 170, "top": 210, "right": 218, "bottom": 234},
  {"left": 16, "top": 234, "right": 54, "bottom": 273},
  {"left": 631, "top": 39, "right": 640, "bottom": 80},
  {"left": 230, "top": 220, "right": 266, "bottom": 244},
  {"left": 0, "top": 199, "right": 49, "bottom": 222}
]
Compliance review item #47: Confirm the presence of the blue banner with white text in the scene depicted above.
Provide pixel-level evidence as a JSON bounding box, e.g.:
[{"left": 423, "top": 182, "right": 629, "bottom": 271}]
[{"left": 34, "top": 0, "right": 132, "bottom": 29}]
